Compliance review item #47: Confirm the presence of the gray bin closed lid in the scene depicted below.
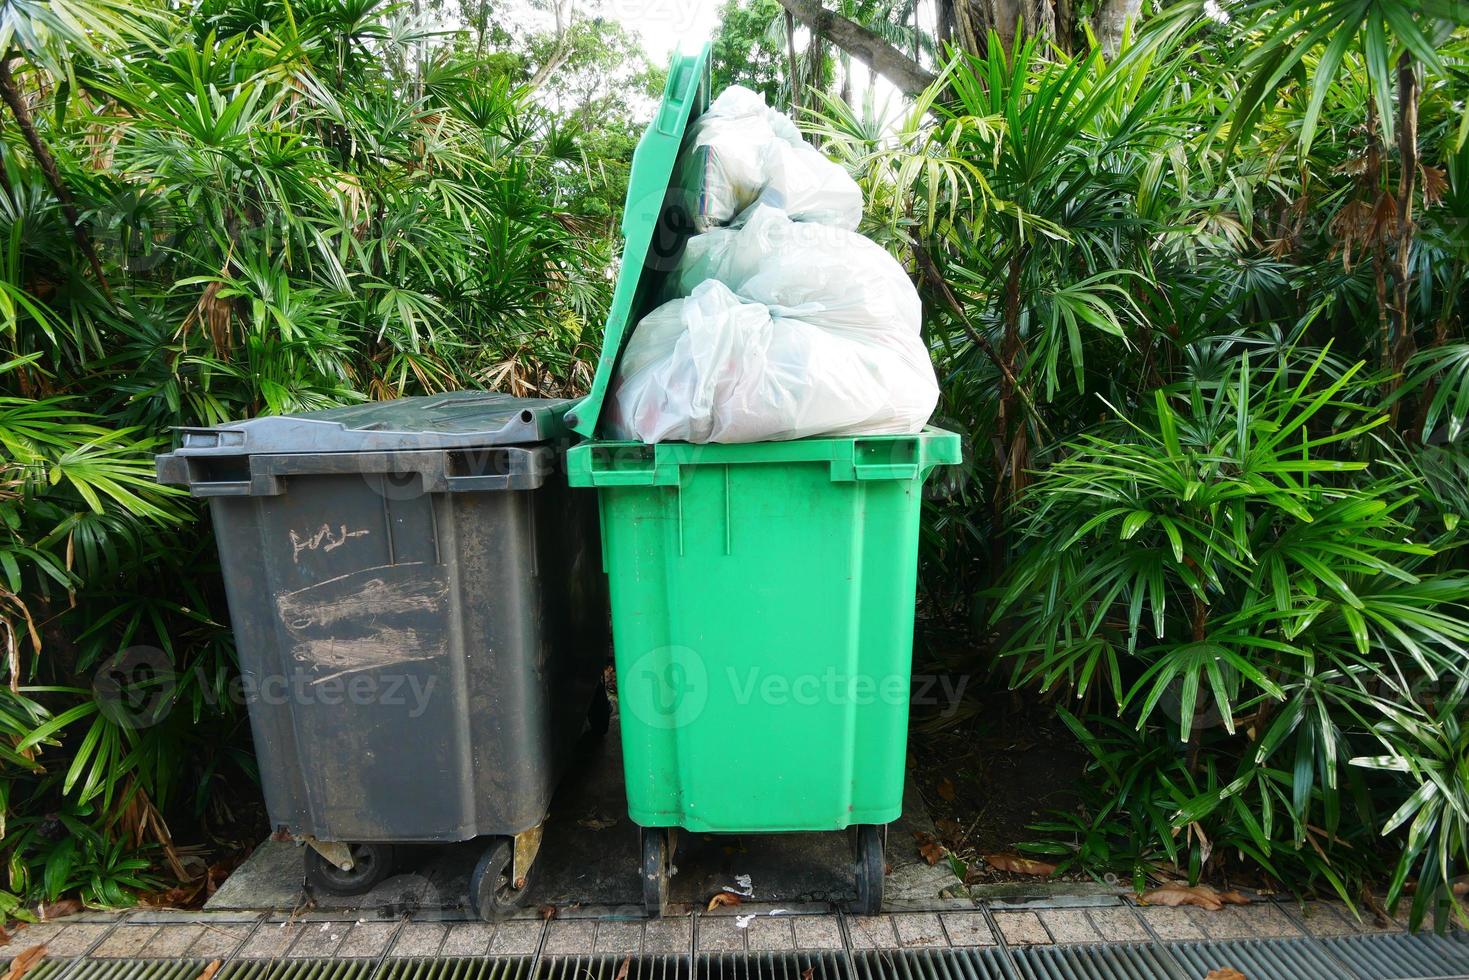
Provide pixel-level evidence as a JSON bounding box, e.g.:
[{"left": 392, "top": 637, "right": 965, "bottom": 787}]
[
  {"left": 156, "top": 392, "right": 574, "bottom": 496},
  {"left": 171, "top": 392, "right": 572, "bottom": 456}
]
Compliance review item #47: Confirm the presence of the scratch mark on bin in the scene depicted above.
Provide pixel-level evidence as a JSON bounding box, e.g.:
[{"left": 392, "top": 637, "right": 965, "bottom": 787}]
[
  {"left": 275, "top": 562, "right": 450, "bottom": 682},
  {"left": 290, "top": 523, "right": 370, "bottom": 562}
]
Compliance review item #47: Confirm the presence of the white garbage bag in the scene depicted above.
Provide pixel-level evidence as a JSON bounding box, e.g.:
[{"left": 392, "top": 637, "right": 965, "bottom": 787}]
[
  {"left": 677, "top": 86, "right": 862, "bottom": 231},
  {"left": 605, "top": 278, "right": 938, "bottom": 444},
  {"left": 668, "top": 205, "right": 922, "bottom": 340}
]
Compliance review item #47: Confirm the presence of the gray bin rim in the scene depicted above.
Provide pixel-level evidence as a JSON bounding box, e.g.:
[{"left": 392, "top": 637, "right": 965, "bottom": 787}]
[{"left": 154, "top": 392, "right": 575, "bottom": 497}]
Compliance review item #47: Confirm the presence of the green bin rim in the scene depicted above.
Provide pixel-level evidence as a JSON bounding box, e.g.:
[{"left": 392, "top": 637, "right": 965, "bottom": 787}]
[
  {"left": 564, "top": 43, "right": 711, "bottom": 438},
  {"left": 565, "top": 426, "right": 962, "bottom": 486}
]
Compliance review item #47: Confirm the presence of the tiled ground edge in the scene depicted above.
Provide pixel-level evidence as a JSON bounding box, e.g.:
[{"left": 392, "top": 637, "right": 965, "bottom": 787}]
[
  {"left": 10, "top": 937, "right": 1469, "bottom": 980},
  {"left": 0, "top": 896, "right": 1433, "bottom": 965}
]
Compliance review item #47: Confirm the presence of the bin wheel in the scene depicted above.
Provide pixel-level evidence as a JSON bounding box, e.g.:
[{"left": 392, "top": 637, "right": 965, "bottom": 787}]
[
  {"left": 304, "top": 842, "right": 397, "bottom": 896},
  {"left": 468, "top": 837, "right": 531, "bottom": 922},
  {"left": 586, "top": 675, "right": 611, "bottom": 737},
  {"left": 852, "top": 824, "right": 886, "bottom": 916},
  {"left": 640, "top": 826, "right": 671, "bottom": 918}
]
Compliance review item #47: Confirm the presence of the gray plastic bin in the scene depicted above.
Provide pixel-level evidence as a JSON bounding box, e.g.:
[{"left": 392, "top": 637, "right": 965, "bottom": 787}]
[{"left": 156, "top": 392, "right": 608, "bottom": 918}]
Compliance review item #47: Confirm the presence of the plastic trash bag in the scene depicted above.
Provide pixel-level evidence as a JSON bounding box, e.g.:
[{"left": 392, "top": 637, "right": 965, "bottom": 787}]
[
  {"left": 677, "top": 86, "right": 862, "bottom": 231},
  {"left": 605, "top": 278, "right": 938, "bottom": 444},
  {"left": 667, "top": 204, "right": 922, "bottom": 339}
]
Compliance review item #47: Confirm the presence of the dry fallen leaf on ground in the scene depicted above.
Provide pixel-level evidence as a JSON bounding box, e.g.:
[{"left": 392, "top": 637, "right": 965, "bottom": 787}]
[
  {"left": 707, "top": 892, "right": 743, "bottom": 911},
  {"left": 538, "top": 905, "right": 558, "bottom": 921},
  {"left": 613, "top": 957, "right": 631, "bottom": 980},
  {"left": 1140, "top": 883, "right": 1250, "bottom": 911},
  {"left": 913, "top": 831, "right": 948, "bottom": 866},
  {"left": 983, "top": 853, "right": 1058, "bottom": 877},
  {"left": 800, "top": 968, "right": 813, "bottom": 980},
  {"left": 197, "top": 960, "right": 222, "bottom": 980},
  {"left": 1205, "top": 969, "right": 1246, "bottom": 980},
  {"left": 577, "top": 815, "right": 618, "bottom": 830},
  {"left": 5, "top": 944, "right": 46, "bottom": 980},
  {"left": 1140, "top": 886, "right": 1221, "bottom": 910},
  {"left": 936, "top": 778, "right": 957, "bottom": 801},
  {"left": 34, "top": 901, "right": 82, "bottom": 921},
  {"left": 141, "top": 880, "right": 208, "bottom": 909}
]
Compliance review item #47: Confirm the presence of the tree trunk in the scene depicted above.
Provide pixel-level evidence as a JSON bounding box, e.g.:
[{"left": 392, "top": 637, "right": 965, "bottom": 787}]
[
  {"left": 936, "top": 0, "right": 954, "bottom": 52},
  {"left": 950, "top": 0, "right": 1053, "bottom": 58},
  {"left": 1031, "top": 0, "right": 1056, "bottom": 47},
  {"left": 1365, "top": 99, "right": 1392, "bottom": 380},
  {"left": 786, "top": 9, "right": 803, "bottom": 113},
  {"left": 998, "top": 247, "right": 1030, "bottom": 503},
  {"left": 1055, "top": 0, "right": 1074, "bottom": 53},
  {"left": 775, "top": 0, "right": 937, "bottom": 95},
  {"left": 474, "top": 0, "right": 489, "bottom": 54},
  {"left": 806, "top": 34, "right": 828, "bottom": 111},
  {"left": 1389, "top": 52, "right": 1419, "bottom": 408},
  {"left": 952, "top": 0, "right": 986, "bottom": 57},
  {"left": 1094, "top": 0, "right": 1142, "bottom": 57},
  {"left": 0, "top": 57, "right": 111, "bottom": 300}
]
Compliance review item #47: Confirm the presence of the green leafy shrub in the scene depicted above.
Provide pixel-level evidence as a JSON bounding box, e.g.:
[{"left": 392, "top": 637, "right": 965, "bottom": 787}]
[
  {"left": 808, "top": 0, "right": 1469, "bottom": 923},
  {"left": 994, "top": 349, "right": 1469, "bottom": 925},
  {"left": 0, "top": 0, "right": 640, "bottom": 906}
]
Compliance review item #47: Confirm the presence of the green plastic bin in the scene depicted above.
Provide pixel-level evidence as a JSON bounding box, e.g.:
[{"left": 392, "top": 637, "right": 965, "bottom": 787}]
[{"left": 565, "top": 44, "right": 963, "bottom": 917}]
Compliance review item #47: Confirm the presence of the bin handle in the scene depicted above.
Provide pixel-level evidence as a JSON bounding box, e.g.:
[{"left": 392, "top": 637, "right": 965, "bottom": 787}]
[
  {"left": 853, "top": 462, "right": 921, "bottom": 481},
  {"left": 588, "top": 470, "right": 659, "bottom": 487},
  {"left": 442, "top": 447, "right": 552, "bottom": 492},
  {"left": 844, "top": 437, "right": 922, "bottom": 482},
  {"left": 583, "top": 446, "right": 678, "bottom": 487},
  {"left": 656, "top": 59, "right": 696, "bottom": 136},
  {"left": 163, "top": 447, "right": 554, "bottom": 496}
]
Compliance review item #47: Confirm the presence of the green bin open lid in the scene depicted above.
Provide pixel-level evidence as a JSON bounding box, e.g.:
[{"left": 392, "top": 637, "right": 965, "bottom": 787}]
[{"left": 563, "top": 43, "right": 711, "bottom": 438}]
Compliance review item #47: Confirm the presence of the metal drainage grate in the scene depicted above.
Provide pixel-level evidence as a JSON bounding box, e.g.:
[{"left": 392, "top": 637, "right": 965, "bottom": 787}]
[
  {"left": 16, "top": 932, "right": 1469, "bottom": 980},
  {"left": 850, "top": 948, "right": 1012, "bottom": 980},
  {"left": 695, "top": 952, "right": 847, "bottom": 980},
  {"left": 1009, "top": 941, "right": 1188, "bottom": 980},
  {"left": 1163, "top": 938, "right": 1348, "bottom": 979},
  {"left": 1323, "top": 933, "right": 1469, "bottom": 979},
  {"left": 35, "top": 959, "right": 382, "bottom": 980},
  {"left": 379, "top": 959, "right": 532, "bottom": 980},
  {"left": 536, "top": 954, "right": 690, "bottom": 980},
  {"left": 65, "top": 960, "right": 223, "bottom": 980},
  {"left": 533, "top": 952, "right": 847, "bottom": 980},
  {"left": 217, "top": 960, "right": 379, "bottom": 980},
  {"left": 15, "top": 961, "right": 84, "bottom": 980}
]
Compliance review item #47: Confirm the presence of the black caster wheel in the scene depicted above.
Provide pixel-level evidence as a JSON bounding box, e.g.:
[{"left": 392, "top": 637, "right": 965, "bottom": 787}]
[
  {"left": 303, "top": 842, "right": 397, "bottom": 896},
  {"left": 640, "top": 826, "right": 671, "bottom": 918},
  {"left": 852, "top": 824, "right": 886, "bottom": 915},
  {"left": 469, "top": 837, "right": 532, "bottom": 922},
  {"left": 586, "top": 674, "right": 612, "bottom": 737}
]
